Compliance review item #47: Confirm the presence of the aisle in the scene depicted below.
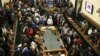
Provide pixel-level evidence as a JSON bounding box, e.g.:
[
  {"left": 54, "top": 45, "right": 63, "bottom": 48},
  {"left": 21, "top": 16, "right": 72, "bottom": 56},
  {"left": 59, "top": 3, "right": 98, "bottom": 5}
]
[{"left": 15, "top": 21, "right": 27, "bottom": 45}]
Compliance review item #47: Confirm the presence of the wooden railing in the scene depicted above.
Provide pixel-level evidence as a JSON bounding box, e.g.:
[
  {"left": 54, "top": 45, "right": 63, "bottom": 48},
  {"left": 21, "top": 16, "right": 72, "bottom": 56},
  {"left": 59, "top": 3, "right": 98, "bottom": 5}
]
[
  {"left": 10, "top": 19, "right": 18, "bottom": 56},
  {"left": 64, "top": 14, "right": 100, "bottom": 55},
  {"left": 80, "top": 13, "right": 100, "bottom": 30}
]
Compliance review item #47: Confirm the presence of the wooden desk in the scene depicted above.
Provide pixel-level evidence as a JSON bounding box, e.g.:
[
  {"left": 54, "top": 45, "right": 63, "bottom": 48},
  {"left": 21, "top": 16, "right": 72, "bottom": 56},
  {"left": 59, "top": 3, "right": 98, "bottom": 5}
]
[{"left": 40, "top": 26, "right": 68, "bottom": 56}]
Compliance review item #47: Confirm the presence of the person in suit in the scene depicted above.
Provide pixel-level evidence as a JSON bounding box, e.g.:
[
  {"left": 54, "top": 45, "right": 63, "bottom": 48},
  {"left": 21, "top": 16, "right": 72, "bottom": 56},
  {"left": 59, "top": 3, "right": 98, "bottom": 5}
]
[
  {"left": 2, "top": 35, "right": 10, "bottom": 56},
  {"left": 21, "top": 43, "right": 31, "bottom": 56},
  {"left": 0, "top": 27, "right": 2, "bottom": 37},
  {"left": 87, "top": 47, "right": 94, "bottom": 56},
  {"left": 39, "top": 16, "right": 46, "bottom": 26},
  {"left": 0, "top": 38, "right": 5, "bottom": 56},
  {"left": 68, "top": 44, "right": 78, "bottom": 56},
  {"left": 96, "top": 37, "right": 100, "bottom": 50},
  {"left": 0, "top": 48, "right": 5, "bottom": 56}
]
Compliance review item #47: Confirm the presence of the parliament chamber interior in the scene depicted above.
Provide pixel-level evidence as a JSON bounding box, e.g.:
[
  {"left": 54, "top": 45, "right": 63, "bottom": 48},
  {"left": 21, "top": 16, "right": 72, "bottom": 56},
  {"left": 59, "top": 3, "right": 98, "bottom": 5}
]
[{"left": 0, "top": 0, "right": 100, "bottom": 56}]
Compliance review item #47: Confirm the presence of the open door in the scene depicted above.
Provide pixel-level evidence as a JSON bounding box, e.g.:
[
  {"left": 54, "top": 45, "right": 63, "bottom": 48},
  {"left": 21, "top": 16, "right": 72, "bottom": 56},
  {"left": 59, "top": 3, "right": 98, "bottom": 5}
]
[{"left": 75, "top": 0, "right": 83, "bottom": 16}]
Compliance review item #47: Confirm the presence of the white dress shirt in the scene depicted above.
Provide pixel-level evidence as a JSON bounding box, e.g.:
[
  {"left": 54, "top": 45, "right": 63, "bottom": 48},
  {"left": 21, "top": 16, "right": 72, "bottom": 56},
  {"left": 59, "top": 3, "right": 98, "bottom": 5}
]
[
  {"left": 67, "top": 37, "right": 71, "bottom": 44},
  {"left": 47, "top": 18, "right": 53, "bottom": 25}
]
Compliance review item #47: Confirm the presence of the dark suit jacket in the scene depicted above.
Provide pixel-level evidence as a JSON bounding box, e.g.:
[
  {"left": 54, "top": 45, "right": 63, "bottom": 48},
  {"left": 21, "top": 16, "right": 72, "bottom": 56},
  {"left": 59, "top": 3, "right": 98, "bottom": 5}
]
[
  {"left": 21, "top": 48, "right": 31, "bottom": 56},
  {"left": 0, "top": 48, "right": 5, "bottom": 56}
]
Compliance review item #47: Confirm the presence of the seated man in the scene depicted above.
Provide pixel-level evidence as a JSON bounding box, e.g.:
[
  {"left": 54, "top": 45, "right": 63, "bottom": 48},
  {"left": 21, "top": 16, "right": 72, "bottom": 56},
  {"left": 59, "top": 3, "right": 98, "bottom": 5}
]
[
  {"left": 47, "top": 16, "right": 53, "bottom": 26},
  {"left": 21, "top": 43, "right": 31, "bottom": 56},
  {"left": 30, "top": 41, "right": 39, "bottom": 56},
  {"left": 39, "top": 16, "right": 46, "bottom": 26}
]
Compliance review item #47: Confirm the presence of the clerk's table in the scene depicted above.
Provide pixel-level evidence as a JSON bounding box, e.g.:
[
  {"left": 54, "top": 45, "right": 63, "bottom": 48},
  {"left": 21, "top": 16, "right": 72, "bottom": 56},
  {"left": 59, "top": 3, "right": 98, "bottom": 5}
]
[{"left": 40, "top": 26, "right": 68, "bottom": 56}]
